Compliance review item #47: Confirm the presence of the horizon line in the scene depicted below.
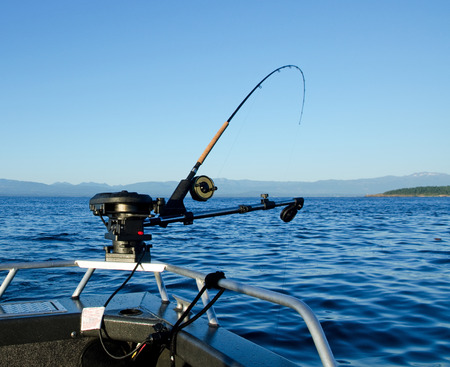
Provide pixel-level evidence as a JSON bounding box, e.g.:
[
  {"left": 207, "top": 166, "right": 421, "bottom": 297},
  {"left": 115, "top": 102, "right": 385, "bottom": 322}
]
[{"left": 1, "top": 171, "right": 449, "bottom": 186}]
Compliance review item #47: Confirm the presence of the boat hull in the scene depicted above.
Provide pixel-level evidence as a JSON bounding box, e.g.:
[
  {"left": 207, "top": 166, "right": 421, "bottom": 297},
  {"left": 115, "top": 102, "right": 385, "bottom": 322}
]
[{"left": 0, "top": 291, "right": 298, "bottom": 367}]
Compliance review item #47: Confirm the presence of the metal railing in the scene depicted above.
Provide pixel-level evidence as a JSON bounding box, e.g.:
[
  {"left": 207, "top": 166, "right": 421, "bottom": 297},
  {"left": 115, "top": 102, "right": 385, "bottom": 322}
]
[{"left": 0, "top": 260, "right": 337, "bottom": 367}]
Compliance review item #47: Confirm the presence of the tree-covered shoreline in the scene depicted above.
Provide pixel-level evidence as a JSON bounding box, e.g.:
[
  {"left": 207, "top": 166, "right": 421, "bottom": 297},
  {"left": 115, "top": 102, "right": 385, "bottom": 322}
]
[{"left": 368, "top": 186, "right": 450, "bottom": 197}]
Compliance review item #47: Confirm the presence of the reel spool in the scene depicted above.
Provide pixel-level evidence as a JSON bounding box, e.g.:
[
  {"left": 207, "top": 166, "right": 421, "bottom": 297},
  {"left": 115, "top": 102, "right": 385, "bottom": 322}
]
[{"left": 190, "top": 175, "right": 217, "bottom": 202}]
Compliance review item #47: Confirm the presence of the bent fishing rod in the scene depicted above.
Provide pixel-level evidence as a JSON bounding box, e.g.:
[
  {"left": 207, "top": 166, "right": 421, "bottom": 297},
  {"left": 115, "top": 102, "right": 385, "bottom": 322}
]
[{"left": 161, "top": 64, "right": 306, "bottom": 216}]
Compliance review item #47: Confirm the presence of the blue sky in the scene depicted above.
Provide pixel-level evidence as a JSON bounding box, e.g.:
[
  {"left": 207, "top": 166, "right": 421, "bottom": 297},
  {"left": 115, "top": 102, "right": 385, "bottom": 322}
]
[{"left": 1, "top": 1, "right": 449, "bottom": 185}]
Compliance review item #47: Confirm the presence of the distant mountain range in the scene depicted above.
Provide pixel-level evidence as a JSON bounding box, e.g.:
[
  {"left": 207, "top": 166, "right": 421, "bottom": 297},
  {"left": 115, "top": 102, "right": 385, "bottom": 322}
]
[{"left": 1, "top": 172, "right": 449, "bottom": 197}]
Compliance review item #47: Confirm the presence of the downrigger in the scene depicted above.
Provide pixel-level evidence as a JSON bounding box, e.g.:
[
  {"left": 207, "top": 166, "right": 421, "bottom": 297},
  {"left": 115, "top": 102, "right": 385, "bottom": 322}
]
[{"left": 89, "top": 65, "right": 306, "bottom": 263}]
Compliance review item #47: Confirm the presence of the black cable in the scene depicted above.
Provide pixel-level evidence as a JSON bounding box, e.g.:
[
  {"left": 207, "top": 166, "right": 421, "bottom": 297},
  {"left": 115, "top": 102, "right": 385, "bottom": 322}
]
[
  {"left": 169, "top": 271, "right": 226, "bottom": 367},
  {"left": 98, "top": 328, "right": 144, "bottom": 361},
  {"left": 176, "top": 288, "right": 225, "bottom": 330},
  {"left": 103, "top": 259, "right": 141, "bottom": 308},
  {"left": 97, "top": 251, "right": 147, "bottom": 360},
  {"left": 98, "top": 264, "right": 226, "bottom": 364},
  {"left": 171, "top": 285, "right": 207, "bottom": 332}
]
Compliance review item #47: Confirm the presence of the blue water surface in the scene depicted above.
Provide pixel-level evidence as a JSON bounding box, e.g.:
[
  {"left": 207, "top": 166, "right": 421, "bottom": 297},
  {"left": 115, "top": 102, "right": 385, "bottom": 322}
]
[{"left": 0, "top": 196, "right": 449, "bottom": 366}]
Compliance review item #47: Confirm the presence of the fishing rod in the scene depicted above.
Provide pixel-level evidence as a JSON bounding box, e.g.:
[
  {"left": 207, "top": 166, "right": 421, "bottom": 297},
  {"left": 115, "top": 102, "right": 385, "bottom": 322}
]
[
  {"left": 193, "top": 64, "right": 306, "bottom": 177},
  {"left": 161, "top": 65, "right": 306, "bottom": 215}
]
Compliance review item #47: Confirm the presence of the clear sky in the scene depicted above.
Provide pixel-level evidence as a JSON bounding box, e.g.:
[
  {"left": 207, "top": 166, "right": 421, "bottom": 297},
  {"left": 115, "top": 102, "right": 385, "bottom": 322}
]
[{"left": 1, "top": 1, "right": 449, "bottom": 185}]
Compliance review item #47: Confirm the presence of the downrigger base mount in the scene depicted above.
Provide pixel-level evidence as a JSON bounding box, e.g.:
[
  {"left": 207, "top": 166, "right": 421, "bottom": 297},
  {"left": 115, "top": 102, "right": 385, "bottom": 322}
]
[{"left": 89, "top": 191, "right": 153, "bottom": 263}]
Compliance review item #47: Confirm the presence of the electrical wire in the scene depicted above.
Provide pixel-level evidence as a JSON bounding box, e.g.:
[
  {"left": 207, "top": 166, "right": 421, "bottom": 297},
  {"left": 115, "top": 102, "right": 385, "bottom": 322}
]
[
  {"left": 97, "top": 251, "right": 147, "bottom": 360},
  {"left": 169, "top": 272, "right": 226, "bottom": 367}
]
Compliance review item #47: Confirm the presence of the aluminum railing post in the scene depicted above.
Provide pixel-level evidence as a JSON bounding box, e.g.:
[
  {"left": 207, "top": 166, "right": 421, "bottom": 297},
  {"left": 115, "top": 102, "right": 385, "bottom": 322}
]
[{"left": 0, "top": 268, "right": 18, "bottom": 300}]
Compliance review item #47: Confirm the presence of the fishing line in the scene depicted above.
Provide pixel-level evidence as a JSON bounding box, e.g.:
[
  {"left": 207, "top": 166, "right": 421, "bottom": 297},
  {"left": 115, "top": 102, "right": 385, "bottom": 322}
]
[
  {"left": 209, "top": 64, "right": 306, "bottom": 182},
  {"left": 271, "top": 236, "right": 294, "bottom": 349},
  {"left": 226, "top": 65, "right": 306, "bottom": 126},
  {"left": 281, "top": 115, "right": 304, "bottom": 181},
  {"left": 275, "top": 65, "right": 306, "bottom": 331},
  {"left": 188, "top": 64, "right": 306, "bottom": 181},
  {"left": 213, "top": 90, "right": 257, "bottom": 179}
]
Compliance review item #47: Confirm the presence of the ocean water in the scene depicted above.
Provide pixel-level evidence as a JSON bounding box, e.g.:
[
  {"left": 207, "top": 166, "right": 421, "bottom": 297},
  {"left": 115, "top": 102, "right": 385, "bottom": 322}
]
[{"left": 0, "top": 196, "right": 449, "bottom": 366}]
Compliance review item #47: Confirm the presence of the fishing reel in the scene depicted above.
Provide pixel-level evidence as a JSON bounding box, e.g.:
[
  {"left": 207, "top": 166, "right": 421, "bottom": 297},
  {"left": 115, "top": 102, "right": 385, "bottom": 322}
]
[{"left": 190, "top": 175, "right": 217, "bottom": 202}]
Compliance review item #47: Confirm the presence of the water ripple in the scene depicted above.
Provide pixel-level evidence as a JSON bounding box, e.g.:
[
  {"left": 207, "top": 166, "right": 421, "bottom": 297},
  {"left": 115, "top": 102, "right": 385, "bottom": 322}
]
[{"left": 1, "top": 196, "right": 449, "bottom": 366}]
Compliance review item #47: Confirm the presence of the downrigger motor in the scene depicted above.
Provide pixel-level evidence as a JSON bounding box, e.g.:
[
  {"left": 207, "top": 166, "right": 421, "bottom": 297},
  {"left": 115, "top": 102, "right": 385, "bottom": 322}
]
[{"left": 89, "top": 191, "right": 154, "bottom": 262}]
